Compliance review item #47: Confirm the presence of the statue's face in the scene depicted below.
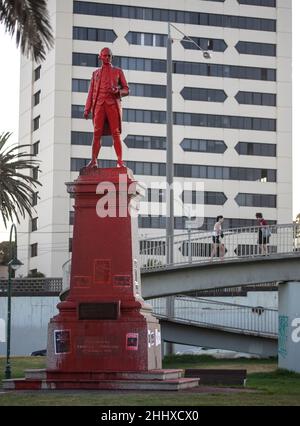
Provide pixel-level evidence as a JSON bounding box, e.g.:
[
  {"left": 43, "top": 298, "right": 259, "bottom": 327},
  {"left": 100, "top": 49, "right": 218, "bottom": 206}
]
[{"left": 99, "top": 48, "right": 112, "bottom": 65}]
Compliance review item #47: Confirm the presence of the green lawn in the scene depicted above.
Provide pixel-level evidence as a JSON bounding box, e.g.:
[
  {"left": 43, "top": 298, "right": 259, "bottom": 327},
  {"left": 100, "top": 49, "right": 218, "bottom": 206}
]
[{"left": 0, "top": 356, "right": 299, "bottom": 406}]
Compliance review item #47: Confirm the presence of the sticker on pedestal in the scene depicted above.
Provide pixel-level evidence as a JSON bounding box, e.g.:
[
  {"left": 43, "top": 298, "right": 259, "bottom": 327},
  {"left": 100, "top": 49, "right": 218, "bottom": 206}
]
[
  {"left": 113, "top": 275, "right": 131, "bottom": 287},
  {"left": 54, "top": 330, "right": 71, "bottom": 354},
  {"left": 74, "top": 276, "right": 91, "bottom": 287},
  {"left": 155, "top": 329, "right": 161, "bottom": 346},
  {"left": 94, "top": 259, "right": 111, "bottom": 284},
  {"left": 126, "top": 333, "right": 139, "bottom": 351},
  {"left": 148, "top": 329, "right": 155, "bottom": 348}
]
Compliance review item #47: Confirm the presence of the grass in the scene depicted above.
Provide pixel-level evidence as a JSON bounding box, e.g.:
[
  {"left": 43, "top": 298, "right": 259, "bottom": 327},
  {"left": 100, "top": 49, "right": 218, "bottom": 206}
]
[{"left": 0, "top": 356, "right": 299, "bottom": 406}]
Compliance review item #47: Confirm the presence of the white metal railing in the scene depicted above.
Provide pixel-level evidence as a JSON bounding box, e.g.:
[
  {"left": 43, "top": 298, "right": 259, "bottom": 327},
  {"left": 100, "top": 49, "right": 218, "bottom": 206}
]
[
  {"left": 149, "top": 296, "right": 278, "bottom": 337},
  {"left": 140, "top": 223, "right": 300, "bottom": 271}
]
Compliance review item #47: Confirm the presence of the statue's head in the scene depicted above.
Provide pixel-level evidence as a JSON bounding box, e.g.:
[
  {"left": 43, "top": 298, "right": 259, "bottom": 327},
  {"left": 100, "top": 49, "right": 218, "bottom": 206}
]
[{"left": 99, "top": 47, "right": 113, "bottom": 65}]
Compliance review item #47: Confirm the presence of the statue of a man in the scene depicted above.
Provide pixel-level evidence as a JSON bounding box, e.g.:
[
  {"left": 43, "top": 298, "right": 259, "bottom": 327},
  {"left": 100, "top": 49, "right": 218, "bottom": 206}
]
[{"left": 84, "top": 47, "right": 129, "bottom": 168}]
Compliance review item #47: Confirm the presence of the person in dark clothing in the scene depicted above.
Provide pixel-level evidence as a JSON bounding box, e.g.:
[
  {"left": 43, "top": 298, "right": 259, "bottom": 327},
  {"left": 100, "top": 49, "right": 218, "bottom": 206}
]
[{"left": 256, "top": 212, "right": 271, "bottom": 255}]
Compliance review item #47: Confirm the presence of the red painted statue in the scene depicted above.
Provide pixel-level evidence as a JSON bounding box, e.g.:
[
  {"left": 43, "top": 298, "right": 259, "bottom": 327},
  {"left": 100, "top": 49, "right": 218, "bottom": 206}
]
[{"left": 84, "top": 47, "right": 129, "bottom": 168}]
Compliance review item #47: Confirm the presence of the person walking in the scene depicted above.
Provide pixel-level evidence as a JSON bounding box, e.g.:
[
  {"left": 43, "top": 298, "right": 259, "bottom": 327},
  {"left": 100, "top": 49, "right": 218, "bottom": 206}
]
[
  {"left": 255, "top": 212, "right": 271, "bottom": 255},
  {"left": 210, "top": 215, "right": 225, "bottom": 261}
]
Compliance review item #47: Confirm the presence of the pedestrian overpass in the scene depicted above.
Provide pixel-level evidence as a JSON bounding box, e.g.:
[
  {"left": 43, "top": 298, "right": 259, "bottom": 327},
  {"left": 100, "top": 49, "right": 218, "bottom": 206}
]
[
  {"left": 140, "top": 223, "right": 300, "bottom": 299},
  {"left": 141, "top": 252, "right": 300, "bottom": 299}
]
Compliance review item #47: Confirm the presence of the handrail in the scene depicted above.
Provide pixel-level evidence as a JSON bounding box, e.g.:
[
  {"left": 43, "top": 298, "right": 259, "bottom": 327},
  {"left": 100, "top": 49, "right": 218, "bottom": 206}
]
[
  {"left": 148, "top": 296, "right": 278, "bottom": 337},
  {"left": 140, "top": 222, "right": 299, "bottom": 271}
]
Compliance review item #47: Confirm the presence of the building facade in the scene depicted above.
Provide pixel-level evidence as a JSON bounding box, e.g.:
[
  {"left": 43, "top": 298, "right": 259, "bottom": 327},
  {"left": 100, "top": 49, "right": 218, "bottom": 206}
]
[{"left": 17, "top": 0, "right": 292, "bottom": 276}]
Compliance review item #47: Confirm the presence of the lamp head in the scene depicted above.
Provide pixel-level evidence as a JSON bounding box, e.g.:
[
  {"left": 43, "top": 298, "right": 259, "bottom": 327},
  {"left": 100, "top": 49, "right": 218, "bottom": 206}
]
[
  {"left": 203, "top": 51, "right": 211, "bottom": 59},
  {"left": 8, "top": 257, "right": 23, "bottom": 271}
]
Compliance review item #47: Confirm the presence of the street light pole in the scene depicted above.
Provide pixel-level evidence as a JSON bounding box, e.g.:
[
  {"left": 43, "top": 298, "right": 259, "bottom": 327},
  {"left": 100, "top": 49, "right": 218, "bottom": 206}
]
[
  {"left": 166, "top": 22, "right": 174, "bottom": 265},
  {"left": 5, "top": 224, "right": 23, "bottom": 380},
  {"left": 165, "top": 22, "right": 211, "bottom": 266}
]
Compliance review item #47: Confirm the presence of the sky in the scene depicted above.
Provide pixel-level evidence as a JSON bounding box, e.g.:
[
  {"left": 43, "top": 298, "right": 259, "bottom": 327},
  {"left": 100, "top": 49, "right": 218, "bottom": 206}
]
[{"left": 0, "top": 1, "right": 299, "bottom": 241}]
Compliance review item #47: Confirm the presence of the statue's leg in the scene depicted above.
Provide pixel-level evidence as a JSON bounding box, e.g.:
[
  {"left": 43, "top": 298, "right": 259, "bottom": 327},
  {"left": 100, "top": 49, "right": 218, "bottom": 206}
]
[
  {"left": 106, "top": 103, "right": 124, "bottom": 167},
  {"left": 87, "top": 104, "right": 105, "bottom": 167}
]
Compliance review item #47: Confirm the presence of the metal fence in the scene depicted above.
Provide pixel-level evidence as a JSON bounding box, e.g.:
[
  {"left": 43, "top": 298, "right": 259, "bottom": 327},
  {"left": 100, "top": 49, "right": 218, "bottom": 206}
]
[
  {"left": 0, "top": 278, "right": 62, "bottom": 296},
  {"left": 140, "top": 223, "right": 300, "bottom": 271},
  {"left": 149, "top": 296, "right": 278, "bottom": 338}
]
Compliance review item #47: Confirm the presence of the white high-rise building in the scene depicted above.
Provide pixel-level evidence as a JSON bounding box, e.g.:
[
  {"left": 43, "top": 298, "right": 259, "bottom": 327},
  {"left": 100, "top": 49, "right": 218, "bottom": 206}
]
[{"left": 17, "top": 0, "right": 292, "bottom": 277}]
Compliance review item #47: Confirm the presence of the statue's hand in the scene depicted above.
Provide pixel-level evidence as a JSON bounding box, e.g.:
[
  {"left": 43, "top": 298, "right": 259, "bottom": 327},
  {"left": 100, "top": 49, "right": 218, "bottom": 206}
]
[
  {"left": 84, "top": 110, "right": 89, "bottom": 119},
  {"left": 111, "top": 86, "right": 120, "bottom": 96}
]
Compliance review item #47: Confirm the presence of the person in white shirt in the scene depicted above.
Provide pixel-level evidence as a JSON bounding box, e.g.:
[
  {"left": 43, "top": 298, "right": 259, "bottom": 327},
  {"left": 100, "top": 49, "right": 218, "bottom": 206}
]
[{"left": 210, "top": 215, "right": 225, "bottom": 261}]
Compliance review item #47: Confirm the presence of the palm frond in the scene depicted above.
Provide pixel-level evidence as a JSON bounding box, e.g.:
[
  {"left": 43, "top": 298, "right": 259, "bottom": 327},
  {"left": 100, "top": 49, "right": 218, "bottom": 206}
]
[
  {"left": 0, "top": 132, "right": 42, "bottom": 228},
  {"left": 0, "top": 0, "right": 54, "bottom": 62}
]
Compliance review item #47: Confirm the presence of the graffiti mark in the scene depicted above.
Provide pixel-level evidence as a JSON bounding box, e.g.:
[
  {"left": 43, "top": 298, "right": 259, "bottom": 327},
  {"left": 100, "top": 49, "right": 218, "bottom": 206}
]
[{"left": 278, "top": 315, "right": 289, "bottom": 358}]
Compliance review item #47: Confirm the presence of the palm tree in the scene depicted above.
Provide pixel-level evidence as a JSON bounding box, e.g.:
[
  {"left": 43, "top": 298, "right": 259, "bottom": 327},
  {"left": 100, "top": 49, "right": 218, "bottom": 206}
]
[
  {"left": 0, "top": 0, "right": 54, "bottom": 61},
  {"left": 0, "top": 132, "right": 41, "bottom": 227}
]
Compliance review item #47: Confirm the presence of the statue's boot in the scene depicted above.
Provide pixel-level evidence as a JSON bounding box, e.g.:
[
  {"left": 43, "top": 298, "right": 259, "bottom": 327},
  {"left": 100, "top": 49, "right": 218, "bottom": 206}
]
[
  {"left": 86, "top": 159, "right": 98, "bottom": 168},
  {"left": 86, "top": 140, "right": 101, "bottom": 168},
  {"left": 117, "top": 159, "right": 126, "bottom": 168},
  {"left": 114, "top": 136, "right": 125, "bottom": 168}
]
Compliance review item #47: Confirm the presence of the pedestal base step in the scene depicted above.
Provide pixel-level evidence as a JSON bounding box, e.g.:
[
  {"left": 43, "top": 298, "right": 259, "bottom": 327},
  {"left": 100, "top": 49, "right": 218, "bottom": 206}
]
[
  {"left": 24, "top": 368, "right": 184, "bottom": 381},
  {"left": 3, "top": 378, "right": 199, "bottom": 391},
  {"left": 2, "top": 368, "right": 200, "bottom": 391}
]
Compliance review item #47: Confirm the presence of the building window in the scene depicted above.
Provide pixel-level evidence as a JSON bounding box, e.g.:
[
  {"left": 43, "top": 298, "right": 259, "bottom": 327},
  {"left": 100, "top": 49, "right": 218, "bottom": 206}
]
[
  {"left": 32, "top": 192, "right": 38, "bottom": 206},
  {"left": 235, "top": 41, "right": 276, "bottom": 57},
  {"left": 180, "top": 139, "right": 227, "bottom": 154},
  {"left": 144, "top": 188, "right": 166, "bottom": 203},
  {"left": 173, "top": 112, "right": 276, "bottom": 131},
  {"left": 33, "top": 116, "right": 40, "bottom": 131},
  {"left": 235, "top": 193, "right": 277, "bottom": 208},
  {"left": 125, "top": 31, "right": 167, "bottom": 47},
  {"left": 235, "top": 142, "right": 276, "bottom": 157},
  {"left": 34, "top": 65, "right": 41, "bottom": 81},
  {"left": 181, "top": 88, "right": 227, "bottom": 102},
  {"left": 73, "top": 2, "right": 276, "bottom": 32},
  {"left": 31, "top": 218, "right": 38, "bottom": 232},
  {"left": 124, "top": 135, "right": 166, "bottom": 150},
  {"left": 73, "top": 53, "right": 276, "bottom": 82},
  {"left": 71, "top": 131, "right": 111, "bottom": 146},
  {"left": 73, "top": 26, "right": 117, "bottom": 42},
  {"left": 72, "top": 78, "right": 90, "bottom": 92},
  {"left": 76, "top": 107, "right": 277, "bottom": 132},
  {"left": 182, "top": 191, "right": 227, "bottom": 205},
  {"left": 71, "top": 158, "right": 277, "bottom": 182},
  {"left": 33, "top": 90, "right": 41, "bottom": 106},
  {"left": 130, "top": 83, "right": 166, "bottom": 98},
  {"left": 71, "top": 105, "right": 84, "bottom": 118},
  {"left": 181, "top": 37, "right": 227, "bottom": 52},
  {"left": 238, "top": 0, "right": 276, "bottom": 7},
  {"left": 30, "top": 243, "right": 38, "bottom": 257},
  {"left": 32, "top": 141, "right": 39, "bottom": 156},
  {"left": 235, "top": 91, "right": 276, "bottom": 106},
  {"left": 138, "top": 215, "right": 276, "bottom": 230},
  {"left": 69, "top": 238, "right": 73, "bottom": 253}
]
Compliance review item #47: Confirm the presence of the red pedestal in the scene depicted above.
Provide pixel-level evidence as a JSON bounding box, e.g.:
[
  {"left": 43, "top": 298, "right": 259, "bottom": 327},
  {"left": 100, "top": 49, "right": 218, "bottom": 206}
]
[
  {"left": 47, "top": 167, "right": 161, "bottom": 372},
  {"left": 2, "top": 168, "right": 200, "bottom": 391}
]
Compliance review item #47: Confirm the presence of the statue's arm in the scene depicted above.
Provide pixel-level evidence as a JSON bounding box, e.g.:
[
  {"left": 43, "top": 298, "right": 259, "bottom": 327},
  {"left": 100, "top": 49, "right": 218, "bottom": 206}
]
[
  {"left": 84, "top": 74, "right": 94, "bottom": 118},
  {"left": 118, "top": 69, "right": 129, "bottom": 98}
]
